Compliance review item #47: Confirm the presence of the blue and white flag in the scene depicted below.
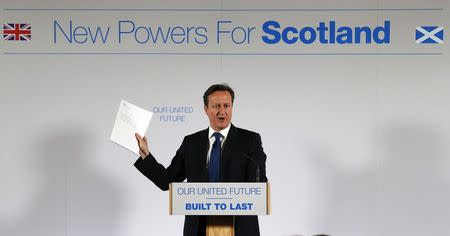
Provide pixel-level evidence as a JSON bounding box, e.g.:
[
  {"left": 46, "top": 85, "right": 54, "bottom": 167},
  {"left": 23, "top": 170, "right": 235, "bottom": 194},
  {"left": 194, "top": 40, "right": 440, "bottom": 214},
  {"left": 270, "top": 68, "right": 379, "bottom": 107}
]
[{"left": 416, "top": 26, "right": 444, "bottom": 44}]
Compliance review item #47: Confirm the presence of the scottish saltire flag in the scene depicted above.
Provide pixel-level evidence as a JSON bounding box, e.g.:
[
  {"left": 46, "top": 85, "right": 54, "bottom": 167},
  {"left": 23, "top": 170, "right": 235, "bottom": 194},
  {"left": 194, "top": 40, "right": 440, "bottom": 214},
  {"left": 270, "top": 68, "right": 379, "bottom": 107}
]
[
  {"left": 3, "top": 23, "right": 31, "bottom": 41},
  {"left": 415, "top": 26, "right": 443, "bottom": 44}
]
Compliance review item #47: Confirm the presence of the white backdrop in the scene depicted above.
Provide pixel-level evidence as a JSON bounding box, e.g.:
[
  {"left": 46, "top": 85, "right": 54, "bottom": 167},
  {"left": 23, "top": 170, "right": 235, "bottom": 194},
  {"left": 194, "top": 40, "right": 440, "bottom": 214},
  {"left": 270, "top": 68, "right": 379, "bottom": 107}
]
[{"left": 1, "top": 1, "right": 449, "bottom": 235}]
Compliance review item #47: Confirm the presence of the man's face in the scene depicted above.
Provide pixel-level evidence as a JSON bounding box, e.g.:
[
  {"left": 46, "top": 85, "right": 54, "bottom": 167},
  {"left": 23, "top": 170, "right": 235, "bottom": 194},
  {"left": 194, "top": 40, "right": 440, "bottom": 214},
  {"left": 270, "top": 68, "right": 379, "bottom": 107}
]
[{"left": 204, "top": 91, "right": 233, "bottom": 131}]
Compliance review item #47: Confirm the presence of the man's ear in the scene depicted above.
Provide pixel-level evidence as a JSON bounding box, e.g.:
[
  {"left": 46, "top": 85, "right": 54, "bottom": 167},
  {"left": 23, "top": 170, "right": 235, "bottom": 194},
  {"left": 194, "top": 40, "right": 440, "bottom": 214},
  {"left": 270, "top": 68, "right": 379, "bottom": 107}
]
[{"left": 204, "top": 105, "right": 208, "bottom": 113}]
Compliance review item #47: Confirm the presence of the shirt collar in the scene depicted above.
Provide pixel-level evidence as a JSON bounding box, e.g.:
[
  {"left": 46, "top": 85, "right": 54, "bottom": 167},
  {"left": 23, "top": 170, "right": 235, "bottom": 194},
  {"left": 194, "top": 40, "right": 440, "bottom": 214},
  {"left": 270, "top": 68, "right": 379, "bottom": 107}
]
[{"left": 208, "top": 123, "right": 231, "bottom": 140}]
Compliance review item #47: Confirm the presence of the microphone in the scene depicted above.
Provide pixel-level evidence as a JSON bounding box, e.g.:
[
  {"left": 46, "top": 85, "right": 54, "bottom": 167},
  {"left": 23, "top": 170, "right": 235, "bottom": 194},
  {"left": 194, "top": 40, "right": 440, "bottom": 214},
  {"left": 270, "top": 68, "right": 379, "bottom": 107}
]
[{"left": 241, "top": 153, "right": 260, "bottom": 182}]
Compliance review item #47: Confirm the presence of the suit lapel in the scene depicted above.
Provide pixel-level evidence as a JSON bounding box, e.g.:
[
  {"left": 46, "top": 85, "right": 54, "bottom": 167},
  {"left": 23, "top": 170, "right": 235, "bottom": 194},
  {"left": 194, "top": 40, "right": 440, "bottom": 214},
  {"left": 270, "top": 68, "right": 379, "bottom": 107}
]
[
  {"left": 198, "top": 128, "right": 209, "bottom": 181},
  {"left": 220, "top": 124, "right": 238, "bottom": 179}
]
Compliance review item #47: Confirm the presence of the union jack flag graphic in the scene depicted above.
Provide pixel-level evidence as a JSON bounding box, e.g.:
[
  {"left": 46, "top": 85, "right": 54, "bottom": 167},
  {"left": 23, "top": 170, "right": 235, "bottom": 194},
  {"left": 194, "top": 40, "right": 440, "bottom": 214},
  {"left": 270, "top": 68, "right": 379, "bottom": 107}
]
[{"left": 3, "top": 23, "right": 31, "bottom": 41}]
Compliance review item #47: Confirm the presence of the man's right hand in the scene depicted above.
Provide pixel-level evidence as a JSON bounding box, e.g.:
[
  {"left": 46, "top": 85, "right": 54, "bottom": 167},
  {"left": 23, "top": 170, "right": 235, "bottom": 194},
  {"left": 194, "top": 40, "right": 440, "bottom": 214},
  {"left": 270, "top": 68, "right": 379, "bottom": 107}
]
[{"left": 135, "top": 133, "right": 150, "bottom": 159}]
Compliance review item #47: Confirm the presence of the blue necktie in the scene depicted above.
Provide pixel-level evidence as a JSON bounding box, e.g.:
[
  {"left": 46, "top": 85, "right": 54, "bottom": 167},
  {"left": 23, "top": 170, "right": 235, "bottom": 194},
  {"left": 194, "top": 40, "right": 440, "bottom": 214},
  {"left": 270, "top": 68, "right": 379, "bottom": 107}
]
[{"left": 208, "top": 132, "right": 222, "bottom": 182}]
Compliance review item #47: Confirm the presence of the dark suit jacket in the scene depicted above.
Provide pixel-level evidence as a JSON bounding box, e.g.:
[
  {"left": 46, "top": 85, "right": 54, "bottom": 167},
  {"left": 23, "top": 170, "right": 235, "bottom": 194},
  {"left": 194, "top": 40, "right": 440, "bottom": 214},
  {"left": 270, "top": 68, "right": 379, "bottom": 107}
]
[{"left": 134, "top": 124, "right": 267, "bottom": 236}]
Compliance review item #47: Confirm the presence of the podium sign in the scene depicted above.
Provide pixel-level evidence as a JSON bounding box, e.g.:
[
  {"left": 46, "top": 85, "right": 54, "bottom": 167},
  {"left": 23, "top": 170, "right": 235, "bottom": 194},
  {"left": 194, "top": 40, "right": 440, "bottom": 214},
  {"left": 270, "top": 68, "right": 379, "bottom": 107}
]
[{"left": 169, "top": 182, "right": 270, "bottom": 215}]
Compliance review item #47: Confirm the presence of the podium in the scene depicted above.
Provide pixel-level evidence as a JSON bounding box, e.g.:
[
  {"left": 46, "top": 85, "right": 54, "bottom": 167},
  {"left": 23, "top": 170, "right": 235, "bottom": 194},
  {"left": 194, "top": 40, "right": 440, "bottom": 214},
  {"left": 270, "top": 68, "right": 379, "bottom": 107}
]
[{"left": 169, "top": 182, "right": 271, "bottom": 236}]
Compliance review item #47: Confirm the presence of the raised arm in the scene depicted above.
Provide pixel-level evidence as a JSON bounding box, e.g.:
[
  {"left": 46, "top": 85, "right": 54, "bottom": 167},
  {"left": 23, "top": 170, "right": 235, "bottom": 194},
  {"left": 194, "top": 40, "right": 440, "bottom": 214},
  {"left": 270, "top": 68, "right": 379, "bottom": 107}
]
[{"left": 134, "top": 134, "right": 187, "bottom": 191}]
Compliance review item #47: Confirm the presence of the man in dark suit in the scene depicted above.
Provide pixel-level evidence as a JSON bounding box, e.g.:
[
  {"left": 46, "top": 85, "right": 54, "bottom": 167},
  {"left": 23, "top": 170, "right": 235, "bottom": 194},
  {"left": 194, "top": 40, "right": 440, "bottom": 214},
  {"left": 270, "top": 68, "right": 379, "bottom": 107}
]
[{"left": 134, "top": 84, "right": 267, "bottom": 236}]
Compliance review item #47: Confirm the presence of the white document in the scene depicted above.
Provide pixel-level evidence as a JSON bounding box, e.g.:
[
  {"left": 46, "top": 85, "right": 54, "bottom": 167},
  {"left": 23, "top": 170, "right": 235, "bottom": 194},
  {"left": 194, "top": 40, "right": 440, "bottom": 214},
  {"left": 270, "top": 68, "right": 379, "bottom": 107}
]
[{"left": 110, "top": 99, "right": 153, "bottom": 155}]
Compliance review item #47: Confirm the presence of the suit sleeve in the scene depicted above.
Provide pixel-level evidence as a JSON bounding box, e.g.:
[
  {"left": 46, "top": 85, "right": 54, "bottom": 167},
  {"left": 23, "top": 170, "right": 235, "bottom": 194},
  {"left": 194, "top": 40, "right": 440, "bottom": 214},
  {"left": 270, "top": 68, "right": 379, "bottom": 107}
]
[
  {"left": 252, "top": 133, "right": 268, "bottom": 182},
  {"left": 134, "top": 137, "right": 187, "bottom": 191}
]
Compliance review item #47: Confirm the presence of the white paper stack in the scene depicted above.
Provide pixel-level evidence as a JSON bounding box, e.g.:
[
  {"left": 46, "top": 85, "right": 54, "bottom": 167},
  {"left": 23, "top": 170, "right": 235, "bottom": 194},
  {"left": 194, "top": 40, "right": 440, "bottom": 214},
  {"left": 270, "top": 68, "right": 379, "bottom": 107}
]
[{"left": 110, "top": 99, "right": 153, "bottom": 155}]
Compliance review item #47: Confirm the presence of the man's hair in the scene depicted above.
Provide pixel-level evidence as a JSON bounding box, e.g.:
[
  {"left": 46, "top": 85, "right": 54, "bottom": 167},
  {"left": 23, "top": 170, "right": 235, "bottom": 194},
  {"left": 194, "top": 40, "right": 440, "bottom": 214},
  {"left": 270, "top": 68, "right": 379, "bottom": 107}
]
[{"left": 203, "top": 84, "right": 235, "bottom": 106}]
